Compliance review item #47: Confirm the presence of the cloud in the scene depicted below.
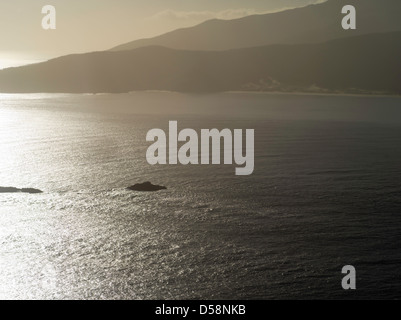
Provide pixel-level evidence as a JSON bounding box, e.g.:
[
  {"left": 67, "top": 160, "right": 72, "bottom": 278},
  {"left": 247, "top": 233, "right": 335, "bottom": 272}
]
[
  {"left": 150, "top": 1, "right": 326, "bottom": 23},
  {"left": 151, "top": 9, "right": 266, "bottom": 22}
]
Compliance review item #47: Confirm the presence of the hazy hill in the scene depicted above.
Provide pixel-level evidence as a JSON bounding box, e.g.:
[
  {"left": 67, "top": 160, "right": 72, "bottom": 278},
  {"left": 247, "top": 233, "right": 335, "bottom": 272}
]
[
  {"left": 0, "top": 32, "right": 400, "bottom": 94},
  {"left": 111, "top": 0, "right": 401, "bottom": 52}
]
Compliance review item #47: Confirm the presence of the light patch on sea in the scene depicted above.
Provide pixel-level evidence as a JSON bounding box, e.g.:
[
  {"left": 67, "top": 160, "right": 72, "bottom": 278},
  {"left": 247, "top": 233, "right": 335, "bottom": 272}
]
[{"left": 0, "top": 92, "right": 401, "bottom": 299}]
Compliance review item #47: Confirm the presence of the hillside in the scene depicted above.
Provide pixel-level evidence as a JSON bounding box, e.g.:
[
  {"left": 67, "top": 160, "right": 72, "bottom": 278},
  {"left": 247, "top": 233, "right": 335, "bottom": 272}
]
[
  {"left": 0, "top": 32, "right": 400, "bottom": 94},
  {"left": 111, "top": 0, "right": 401, "bottom": 52}
]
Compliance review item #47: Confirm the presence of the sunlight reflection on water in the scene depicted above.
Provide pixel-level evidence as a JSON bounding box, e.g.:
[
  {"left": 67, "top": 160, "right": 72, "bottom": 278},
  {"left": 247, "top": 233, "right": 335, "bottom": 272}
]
[{"left": 1, "top": 93, "right": 401, "bottom": 299}]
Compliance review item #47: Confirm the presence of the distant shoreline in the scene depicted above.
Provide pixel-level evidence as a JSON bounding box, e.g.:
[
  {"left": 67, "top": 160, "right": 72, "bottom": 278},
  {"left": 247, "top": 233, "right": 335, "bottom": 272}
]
[
  {"left": 1, "top": 90, "right": 400, "bottom": 99},
  {"left": 225, "top": 90, "right": 401, "bottom": 99}
]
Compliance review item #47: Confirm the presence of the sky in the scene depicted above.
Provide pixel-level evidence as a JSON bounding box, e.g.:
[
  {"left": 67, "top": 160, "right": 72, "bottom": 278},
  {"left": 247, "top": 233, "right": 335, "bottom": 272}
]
[{"left": 0, "top": 0, "right": 323, "bottom": 68}]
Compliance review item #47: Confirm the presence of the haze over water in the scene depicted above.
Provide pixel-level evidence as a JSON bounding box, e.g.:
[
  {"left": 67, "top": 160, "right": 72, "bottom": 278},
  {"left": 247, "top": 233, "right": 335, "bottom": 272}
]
[{"left": 0, "top": 92, "right": 400, "bottom": 299}]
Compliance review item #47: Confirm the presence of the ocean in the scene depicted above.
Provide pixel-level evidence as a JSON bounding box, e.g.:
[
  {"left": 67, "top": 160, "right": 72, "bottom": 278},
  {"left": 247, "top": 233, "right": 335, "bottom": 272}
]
[{"left": 0, "top": 92, "right": 400, "bottom": 300}]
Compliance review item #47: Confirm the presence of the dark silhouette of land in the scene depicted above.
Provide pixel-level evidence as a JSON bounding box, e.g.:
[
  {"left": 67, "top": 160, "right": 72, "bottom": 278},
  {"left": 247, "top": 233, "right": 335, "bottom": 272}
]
[
  {"left": 0, "top": 32, "right": 400, "bottom": 94},
  {"left": 0, "top": 187, "right": 43, "bottom": 194},
  {"left": 127, "top": 182, "right": 167, "bottom": 192},
  {"left": 111, "top": 0, "right": 401, "bottom": 52}
]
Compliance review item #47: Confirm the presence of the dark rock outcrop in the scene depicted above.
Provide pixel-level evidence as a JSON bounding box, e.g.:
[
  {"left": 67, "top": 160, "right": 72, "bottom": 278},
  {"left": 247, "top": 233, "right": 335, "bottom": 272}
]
[
  {"left": 20, "top": 188, "right": 43, "bottom": 194},
  {"left": 0, "top": 187, "right": 43, "bottom": 194},
  {"left": 127, "top": 182, "right": 167, "bottom": 192}
]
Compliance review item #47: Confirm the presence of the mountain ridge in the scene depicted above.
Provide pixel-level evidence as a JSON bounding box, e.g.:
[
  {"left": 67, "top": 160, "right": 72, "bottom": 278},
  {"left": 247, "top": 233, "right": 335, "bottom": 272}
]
[
  {"left": 110, "top": 0, "right": 401, "bottom": 52},
  {"left": 0, "top": 32, "right": 400, "bottom": 95}
]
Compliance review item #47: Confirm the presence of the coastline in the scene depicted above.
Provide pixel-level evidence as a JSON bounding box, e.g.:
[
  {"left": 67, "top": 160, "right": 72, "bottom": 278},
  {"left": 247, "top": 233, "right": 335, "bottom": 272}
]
[{"left": 1, "top": 90, "right": 400, "bottom": 99}]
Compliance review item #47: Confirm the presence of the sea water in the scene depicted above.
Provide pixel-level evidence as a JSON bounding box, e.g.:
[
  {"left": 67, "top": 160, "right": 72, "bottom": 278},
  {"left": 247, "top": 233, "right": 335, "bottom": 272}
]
[{"left": 0, "top": 92, "right": 400, "bottom": 299}]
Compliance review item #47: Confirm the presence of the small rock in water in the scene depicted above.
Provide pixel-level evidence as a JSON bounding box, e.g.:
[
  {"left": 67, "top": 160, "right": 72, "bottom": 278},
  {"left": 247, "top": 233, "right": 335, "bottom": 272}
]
[
  {"left": 0, "top": 187, "right": 43, "bottom": 194},
  {"left": 20, "top": 188, "right": 43, "bottom": 194},
  {"left": 127, "top": 182, "right": 167, "bottom": 192}
]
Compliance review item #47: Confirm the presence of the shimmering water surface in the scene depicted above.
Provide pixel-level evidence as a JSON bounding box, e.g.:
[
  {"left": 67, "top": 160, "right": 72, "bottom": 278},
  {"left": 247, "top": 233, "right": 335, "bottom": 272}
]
[{"left": 0, "top": 92, "right": 400, "bottom": 300}]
